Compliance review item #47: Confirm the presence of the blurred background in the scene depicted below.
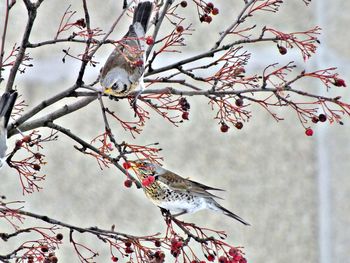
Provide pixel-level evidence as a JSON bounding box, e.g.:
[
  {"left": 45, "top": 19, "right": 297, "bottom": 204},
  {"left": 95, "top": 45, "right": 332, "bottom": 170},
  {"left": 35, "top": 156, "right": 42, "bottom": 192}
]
[{"left": 0, "top": 1, "right": 349, "bottom": 262}]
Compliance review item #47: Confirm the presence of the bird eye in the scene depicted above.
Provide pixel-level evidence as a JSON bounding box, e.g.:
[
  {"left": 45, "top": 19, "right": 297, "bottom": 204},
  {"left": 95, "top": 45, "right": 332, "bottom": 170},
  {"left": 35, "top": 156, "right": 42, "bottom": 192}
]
[{"left": 112, "top": 83, "right": 118, "bottom": 90}]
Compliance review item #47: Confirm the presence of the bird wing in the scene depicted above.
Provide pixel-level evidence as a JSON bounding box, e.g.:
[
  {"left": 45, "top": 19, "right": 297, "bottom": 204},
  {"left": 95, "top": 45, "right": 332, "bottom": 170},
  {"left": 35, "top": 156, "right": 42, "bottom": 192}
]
[{"left": 157, "top": 171, "right": 224, "bottom": 199}]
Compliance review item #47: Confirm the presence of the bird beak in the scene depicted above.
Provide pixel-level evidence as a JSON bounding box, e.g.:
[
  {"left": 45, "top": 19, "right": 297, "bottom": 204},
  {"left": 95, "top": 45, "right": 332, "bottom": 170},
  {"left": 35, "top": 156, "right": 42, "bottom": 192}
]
[{"left": 104, "top": 88, "right": 113, "bottom": 95}]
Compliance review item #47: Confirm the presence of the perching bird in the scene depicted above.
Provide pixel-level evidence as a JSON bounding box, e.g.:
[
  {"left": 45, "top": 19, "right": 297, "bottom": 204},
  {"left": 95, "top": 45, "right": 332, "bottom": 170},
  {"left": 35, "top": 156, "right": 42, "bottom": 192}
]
[
  {"left": 133, "top": 161, "right": 250, "bottom": 225},
  {"left": 100, "top": 0, "right": 153, "bottom": 97},
  {"left": 0, "top": 91, "right": 17, "bottom": 169}
]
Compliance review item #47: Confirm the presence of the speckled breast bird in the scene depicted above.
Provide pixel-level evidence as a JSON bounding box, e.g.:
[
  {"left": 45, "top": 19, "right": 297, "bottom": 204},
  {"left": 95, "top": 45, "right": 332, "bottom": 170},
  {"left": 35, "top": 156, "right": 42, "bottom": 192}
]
[
  {"left": 133, "top": 161, "right": 250, "bottom": 225},
  {"left": 99, "top": 0, "right": 153, "bottom": 97},
  {"left": 0, "top": 91, "right": 17, "bottom": 169}
]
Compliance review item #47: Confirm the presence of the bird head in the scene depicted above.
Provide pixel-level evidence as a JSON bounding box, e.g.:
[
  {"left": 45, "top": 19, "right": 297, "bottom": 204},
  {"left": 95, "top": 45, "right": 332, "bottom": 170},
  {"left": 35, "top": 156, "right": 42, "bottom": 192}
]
[{"left": 131, "top": 160, "right": 164, "bottom": 176}]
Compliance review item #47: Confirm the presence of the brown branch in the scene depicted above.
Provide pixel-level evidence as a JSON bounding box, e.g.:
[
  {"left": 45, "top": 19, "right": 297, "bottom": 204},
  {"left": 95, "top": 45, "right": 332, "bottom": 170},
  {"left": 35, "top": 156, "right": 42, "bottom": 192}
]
[
  {"left": 212, "top": 0, "right": 256, "bottom": 50},
  {"left": 9, "top": 97, "right": 96, "bottom": 136},
  {"left": 5, "top": 0, "right": 45, "bottom": 92},
  {"left": 145, "top": 37, "right": 278, "bottom": 76}
]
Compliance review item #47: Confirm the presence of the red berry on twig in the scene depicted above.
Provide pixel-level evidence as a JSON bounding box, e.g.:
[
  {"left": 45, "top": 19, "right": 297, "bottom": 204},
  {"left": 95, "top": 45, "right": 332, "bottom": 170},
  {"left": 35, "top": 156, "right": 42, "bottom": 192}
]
[
  {"left": 176, "top": 25, "right": 184, "bottom": 33},
  {"left": 124, "top": 179, "right": 132, "bottom": 188},
  {"left": 182, "top": 112, "right": 189, "bottom": 120},
  {"left": 111, "top": 256, "right": 118, "bottom": 262},
  {"left": 235, "top": 122, "right": 243, "bottom": 129},
  {"left": 123, "top": 162, "right": 131, "bottom": 170},
  {"left": 333, "top": 78, "right": 346, "bottom": 87},
  {"left": 146, "top": 36, "right": 154, "bottom": 45},
  {"left": 305, "top": 128, "right": 313, "bottom": 136},
  {"left": 277, "top": 45, "right": 287, "bottom": 55},
  {"left": 212, "top": 7, "right": 219, "bottom": 15},
  {"left": 311, "top": 116, "right": 319, "bottom": 123},
  {"left": 220, "top": 123, "right": 229, "bottom": 133}
]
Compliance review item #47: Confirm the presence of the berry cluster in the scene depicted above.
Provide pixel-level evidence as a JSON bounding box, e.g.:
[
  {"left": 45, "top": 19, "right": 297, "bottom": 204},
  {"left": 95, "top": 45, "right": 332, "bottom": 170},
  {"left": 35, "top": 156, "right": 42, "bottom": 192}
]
[
  {"left": 179, "top": 97, "right": 191, "bottom": 120},
  {"left": 199, "top": 2, "right": 219, "bottom": 23},
  {"left": 170, "top": 237, "right": 183, "bottom": 257}
]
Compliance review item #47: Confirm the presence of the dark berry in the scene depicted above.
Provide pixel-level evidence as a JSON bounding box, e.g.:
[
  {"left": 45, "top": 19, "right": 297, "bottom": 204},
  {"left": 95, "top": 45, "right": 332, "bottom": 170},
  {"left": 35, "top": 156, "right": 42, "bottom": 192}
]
[
  {"left": 235, "top": 98, "right": 244, "bottom": 107},
  {"left": 125, "top": 241, "right": 132, "bottom": 247},
  {"left": 56, "top": 233, "right": 63, "bottom": 241},
  {"left": 33, "top": 164, "right": 41, "bottom": 171},
  {"left": 124, "top": 179, "right": 132, "bottom": 188},
  {"left": 176, "top": 25, "right": 184, "bottom": 33},
  {"left": 235, "top": 122, "right": 243, "bottom": 129},
  {"left": 182, "top": 112, "right": 189, "bottom": 120},
  {"left": 206, "top": 2, "right": 214, "bottom": 9},
  {"left": 318, "top": 114, "right": 327, "bottom": 122},
  {"left": 41, "top": 246, "right": 49, "bottom": 253},
  {"left": 180, "top": 1, "right": 187, "bottom": 8},
  {"left": 311, "top": 116, "right": 319, "bottom": 123},
  {"left": 220, "top": 123, "right": 229, "bottom": 133},
  {"left": 277, "top": 45, "right": 287, "bottom": 55},
  {"left": 155, "top": 240, "right": 161, "bottom": 247},
  {"left": 111, "top": 256, "right": 118, "bottom": 262}
]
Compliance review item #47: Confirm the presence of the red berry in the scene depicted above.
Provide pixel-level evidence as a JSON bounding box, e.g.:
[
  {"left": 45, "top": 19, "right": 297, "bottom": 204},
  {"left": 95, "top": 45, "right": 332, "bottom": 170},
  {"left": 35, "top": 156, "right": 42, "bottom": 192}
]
[
  {"left": 212, "top": 7, "right": 219, "bottom": 15},
  {"left": 176, "top": 25, "right": 184, "bottom": 33},
  {"left": 305, "top": 128, "right": 313, "bottom": 136},
  {"left": 125, "top": 241, "right": 132, "bottom": 247},
  {"left": 125, "top": 247, "right": 133, "bottom": 254},
  {"left": 218, "top": 256, "right": 228, "bottom": 263},
  {"left": 34, "top": 152, "right": 43, "bottom": 159},
  {"left": 50, "top": 256, "right": 58, "bottom": 263},
  {"left": 142, "top": 176, "right": 155, "bottom": 187},
  {"left": 277, "top": 45, "right": 287, "bottom": 55},
  {"left": 56, "top": 233, "right": 63, "bottom": 241},
  {"left": 235, "top": 98, "right": 243, "bottom": 107},
  {"left": 229, "top": 248, "right": 237, "bottom": 257},
  {"left": 134, "top": 59, "right": 143, "bottom": 67},
  {"left": 334, "top": 78, "right": 346, "bottom": 87},
  {"left": 239, "top": 258, "right": 247, "bottom": 263},
  {"left": 235, "top": 122, "right": 243, "bottom": 129},
  {"left": 206, "top": 2, "right": 214, "bottom": 9},
  {"left": 311, "top": 116, "right": 319, "bottom": 123},
  {"left": 220, "top": 123, "right": 229, "bottom": 133},
  {"left": 180, "top": 1, "right": 187, "bottom": 8},
  {"left": 182, "top": 111, "right": 189, "bottom": 120},
  {"left": 207, "top": 254, "right": 215, "bottom": 261},
  {"left": 22, "top": 135, "right": 31, "bottom": 143},
  {"left": 318, "top": 114, "right": 327, "bottom": 122},
  {"left": 146, "top": 36, "right": 154, "bottom": 45},
  {"left": 123, "top": 162, "right": 131, "bottom": 170},
  {"left": 124, "top": 179, "right": 132, "bottom": 188},
  {"left": 111, "top": 256, "right": 118, "bottom": 262},
  {"left": 15, "top": 140, "right": 23, "bottom": 149},
  {"left": 205, "top": 15, "right": 212, "bottom": 23}
]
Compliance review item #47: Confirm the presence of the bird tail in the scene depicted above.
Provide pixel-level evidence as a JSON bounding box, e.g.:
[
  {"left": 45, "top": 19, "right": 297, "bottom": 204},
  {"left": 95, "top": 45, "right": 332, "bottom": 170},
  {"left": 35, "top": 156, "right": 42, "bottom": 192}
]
[
  {"left": 132, "top": 1, "right": 153, "bottom": 33},
  {"left": 211, "top": 201, "right": 250, "bottom": 225},
  {"left": 0, "top": 91, "right": 18, "bottom": 128}
]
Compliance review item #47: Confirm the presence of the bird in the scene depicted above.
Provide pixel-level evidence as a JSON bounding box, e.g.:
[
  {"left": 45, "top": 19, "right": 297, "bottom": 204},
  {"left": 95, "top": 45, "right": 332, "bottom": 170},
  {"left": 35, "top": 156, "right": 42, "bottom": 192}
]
[
  {"left": 0, "top": 91, "right": 18, "bottom": 169},
  {"left": 99, "top": 0, "right": 153, "bottom": 98},
  {"left": 132, "top": 161, "right": 250, "bottom": 225}
]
